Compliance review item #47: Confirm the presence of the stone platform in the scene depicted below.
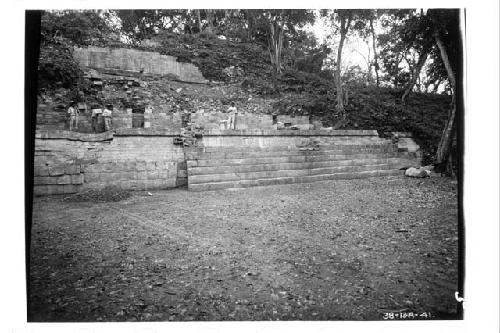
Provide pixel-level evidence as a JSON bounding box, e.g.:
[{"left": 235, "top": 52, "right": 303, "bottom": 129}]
[
  {"left": 185, "top": 130, "right": 419, "bottom": 191},
  {"left": 32, "top": 129, "right": 421, "bottom": 195}
]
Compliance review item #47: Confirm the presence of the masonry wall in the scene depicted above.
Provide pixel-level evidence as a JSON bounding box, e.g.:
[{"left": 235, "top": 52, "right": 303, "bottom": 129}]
[
  {"left": 33, "top": 130, "right": 186, "bottom": 196},
  {"left": 73, "top": 47, "right": 207, "bottom": 83},
  {"left": 197, "top": 129, "right": 389, "bottom": 148},
  {"left": 33, "top": 129, "right": 422, "bottom": 196},
  {"left": 37, "top": 107, "right": 310, "bottom": 133},
  {"left": 190, "top": 113, "right": 310, "bottom": 130}
]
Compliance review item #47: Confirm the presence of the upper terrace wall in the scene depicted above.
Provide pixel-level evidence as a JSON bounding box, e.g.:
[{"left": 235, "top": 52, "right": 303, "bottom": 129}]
[
  {"left": 38, "top": 107, "right": 312, "bottom": 133},
  {"left": 73, "top": 47, "right": 207, "bottom": 83}
]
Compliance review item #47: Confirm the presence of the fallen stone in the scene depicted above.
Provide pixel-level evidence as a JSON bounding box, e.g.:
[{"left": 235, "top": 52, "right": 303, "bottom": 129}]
[
  {"left": 405, "top": 167, "right": 430, "bottom": 178},
  {"left": 421, "top": 165, "right": 434, "bottom": 172}
]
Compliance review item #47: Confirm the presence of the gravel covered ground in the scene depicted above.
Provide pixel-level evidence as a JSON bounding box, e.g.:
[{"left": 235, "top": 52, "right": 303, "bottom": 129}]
[{"left": 28, "top": 176, "right": 459, "bottom": 321}]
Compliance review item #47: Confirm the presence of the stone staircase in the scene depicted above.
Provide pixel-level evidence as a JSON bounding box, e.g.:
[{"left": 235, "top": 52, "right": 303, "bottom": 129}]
[{"left": 186, "top": 143, "right": 414, "bottom": 191}]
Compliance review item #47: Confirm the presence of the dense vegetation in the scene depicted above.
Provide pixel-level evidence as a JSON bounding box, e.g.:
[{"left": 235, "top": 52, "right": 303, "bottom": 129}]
[{"left": 37, "top": 9, "right": 460, "bottom": 168}]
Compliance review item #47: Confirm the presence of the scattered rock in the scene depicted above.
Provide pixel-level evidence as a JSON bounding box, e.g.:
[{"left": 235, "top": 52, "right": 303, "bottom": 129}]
[{"left": 405, "top": 167, "right": 431, "bottom": 178}]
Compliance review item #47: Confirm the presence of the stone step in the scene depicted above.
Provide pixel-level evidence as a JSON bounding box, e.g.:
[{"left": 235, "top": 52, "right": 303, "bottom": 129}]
[
  {"left": 186, "top": 146, "right": 397, "bottom": 160},
  {"left": 190, "top": 143, "right": 394, "bottom": 154},
  {"left": 198, "top": 143, "right": 392, "bottom": 153},
  {"left": 188, "top": 152, "right": 407, "bottom": 167},
  {"left": 188, "top": 164, "right": 397, "bottom": 184},
  {"left": 188, "top": 169, "right": 403, "bottom": 191},
  {"left": 188, "top": 157, "right": 407, "bottom": 176}
]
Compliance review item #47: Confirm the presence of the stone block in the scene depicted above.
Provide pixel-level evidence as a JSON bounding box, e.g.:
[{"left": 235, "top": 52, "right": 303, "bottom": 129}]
[
  {"left": 94, "top": 173, "right": 111, "bottom": 183},
  {"left": 147, "top": 170, "right": 159, "bottom": 179},
  {"left": 34, "top": 166, "right": 50, "bottom": 177},
  {"left": 48, "top": 165, "right": 65, "bottom": 176},
  {"left": 63, "top": 184, "right": 79, "bottom": 194},
  {"left": 64, "top": 165, "right": 81, "bottom": 175},
  {"left": 157, "top": 170, "right": 171, "bottom": 179},
  {"left": 44, "top": 185, "right": 64, "bottom": 195},
  {"left": 56, "top": 175, "right": 72, "bottom": 184},
  {"left": 83, "top": 172, "right": 99, "bottom": 182},
  {"left": 136, "top": 162, "right": 147, "bottom": 171},
  {"left": 34, "top": 176, "right": 59, "bottom": 185},
  {"left": 146, "top": 161, "right": 157, "bottom": 171},
  {"left": 136, "top": 171, "right": 148, "bottom": 180},
  {"left": 71, "top": 174, "right": 84, "bottom": 184},
  {"left": 123, "top": 160, "right": 136, "bottom": 171},
  {"left": 33, "top": 185, "right": 49, "bottom": 196}
]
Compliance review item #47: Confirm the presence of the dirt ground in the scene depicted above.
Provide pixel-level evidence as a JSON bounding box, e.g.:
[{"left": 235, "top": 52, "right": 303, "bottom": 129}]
[{"left": 28, "top": 176, "right": 460, "bottom": 321}]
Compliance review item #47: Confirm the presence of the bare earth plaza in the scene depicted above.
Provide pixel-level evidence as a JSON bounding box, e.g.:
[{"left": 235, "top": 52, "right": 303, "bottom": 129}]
[{"left": 27, "top": 8, "right": 465, "bottom": 322}]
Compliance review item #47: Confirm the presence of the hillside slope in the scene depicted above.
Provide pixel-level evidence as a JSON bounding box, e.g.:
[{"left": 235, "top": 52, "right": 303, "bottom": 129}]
[{"left": 37, "top": 33, "right": 452, "bottom": 164}]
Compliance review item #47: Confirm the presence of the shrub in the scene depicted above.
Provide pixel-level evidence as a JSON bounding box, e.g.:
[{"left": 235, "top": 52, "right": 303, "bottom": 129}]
[{"left": 38, "top": 37, "right": 83, "bottom": 90}]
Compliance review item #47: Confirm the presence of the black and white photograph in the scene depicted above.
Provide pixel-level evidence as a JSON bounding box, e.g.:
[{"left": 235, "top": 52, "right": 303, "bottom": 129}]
[{"left": 4, "top": 1, "right": 498, "bottom": 332}]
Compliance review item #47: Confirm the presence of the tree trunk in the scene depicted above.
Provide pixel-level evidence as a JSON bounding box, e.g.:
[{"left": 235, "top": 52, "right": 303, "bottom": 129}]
[
  {"left": 369, "top": 16, "right": 380, "bottom": 87},
  {"left": 393, "top": 53, "right": 403, "bottom": 88},
  {"left": 245, "top": 10, "right": 254, "bottom": 41},
  {"left": 434, "top": 32, "right": 456, "bottom": 90},
  {"left": 268, "top": 20, "right": 284, "bottom": 73},
  {"left": 434, "top": 30, "right": 457, "bottom": 171},
  {"left": 358, "top": 42, "right": 372, "bottom": 84},
  {"left": 206, "top": 9, "right": 213, "bottom": 34},
  {"left": 436, "top": 94, "right": 456, "bottom": 167},
  {"left": 401, "top": 44, "right": 431, "bottom": 104},
  {"left": 336, "top": 14, "right": 350, "bottom": 114},
  {"left": 196, "top": 10, "right": 202, "bottom": 32}
]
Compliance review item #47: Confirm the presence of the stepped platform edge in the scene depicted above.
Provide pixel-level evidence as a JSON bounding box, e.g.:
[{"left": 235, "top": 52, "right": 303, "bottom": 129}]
[{"left": 34, "top": 129, "right": 395, "bottom": 141}]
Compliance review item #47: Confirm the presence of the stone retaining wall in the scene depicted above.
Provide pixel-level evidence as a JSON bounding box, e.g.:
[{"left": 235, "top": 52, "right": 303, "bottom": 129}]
[
  {"left": 191, "top": 113, "right": 310, "bottom": 130},
  {"left": 33, "top": 130, "right": 185, "bottom": 196},
  {"left": 32, "top": 129, "right": 421, "bottom": 196},
  {"left": 197, "top": 129, "right": 392, "bottom": 150},
  {"left": 37, "top": 106, "right": 310, "bottom": 133},
  {"left": 73, "top": 47, "right": 207, "bottom": 83}
]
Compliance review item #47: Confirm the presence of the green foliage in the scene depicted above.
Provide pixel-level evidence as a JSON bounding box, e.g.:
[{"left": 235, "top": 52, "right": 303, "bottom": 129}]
[
  {"left": 41, "top": 10, "right": 112, "bottom": 46},
  {"left": 38, "top": 36, "right": 83, "bottom": 90},
  {"left": 156, "top": 32, "right": 272, "bottom": 83},
  {"left": 116, "top": 10, "right": 196, "bottom": 42},
  {"left": 38, "top": 9, "right": 457, "bottom": 165},
  {"left": 426, "top": 9, "right": 461, "bottom": 83},
  {"left": 377, "top": 9, "right": 460, "bottom": 91},
  {"left": 345, "top": 86, "right": 451, "bottom": 164}
]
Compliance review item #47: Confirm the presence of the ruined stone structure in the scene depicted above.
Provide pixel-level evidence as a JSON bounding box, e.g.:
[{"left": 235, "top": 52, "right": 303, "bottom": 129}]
[
  {"left": 34, "top": 130, "right": 186, "bottom": 196},
  {"left": 33, "top": 46, "right": 423, "bottom": 195},
  {"left": 33, "top": 128, "right": 421, "bottom": 195},
  {"left": 73, "top": 47, "right": 207, "bottom": 83}
]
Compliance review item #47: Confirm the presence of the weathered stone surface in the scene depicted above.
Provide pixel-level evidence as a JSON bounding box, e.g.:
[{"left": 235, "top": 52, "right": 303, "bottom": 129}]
[
  {"left": 37, "top": 130, "right": 114, "bottom": 142},
  {"left": 73, "top": 46, "right": 208, "bottom": 84},
  {"left": 71, "top": 174, "right": 84, "bottom": 184},
  {"left": 56, "top": 175, "right": 72, "bottom": 184},
  {"left": 48, "top": 166, "right": 65, "bottom": 176},
  {"left": 188, "top": 169, "right": 402, "bottom": 191},
  {"left": 64, "top": 165, "right": 81, "bottom": 175},
  {"left": 405, "top": 167, "right": 430, "bottom": 178},
  {"left": 33, "top": 128, "right": 420, "bottom": 195},
  {"left": 185, "top": 132, "right": 418, "bottom": 191}
]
